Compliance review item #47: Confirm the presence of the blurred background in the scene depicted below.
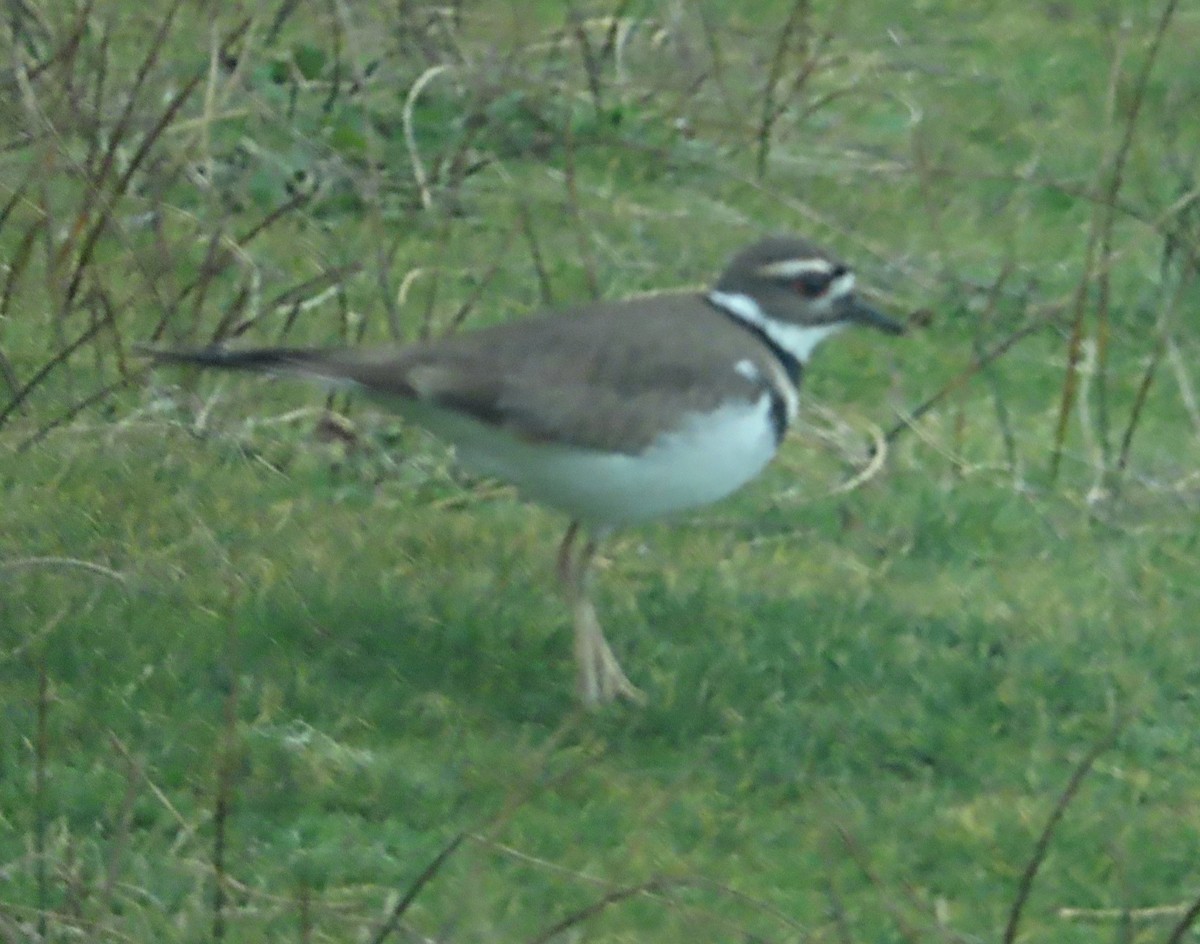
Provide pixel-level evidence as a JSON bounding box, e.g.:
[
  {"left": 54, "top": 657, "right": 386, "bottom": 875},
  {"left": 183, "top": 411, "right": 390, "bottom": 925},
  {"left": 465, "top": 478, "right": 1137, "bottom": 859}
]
[{"left": 1, "top": 1, "right": 1198, "bottom": 941}]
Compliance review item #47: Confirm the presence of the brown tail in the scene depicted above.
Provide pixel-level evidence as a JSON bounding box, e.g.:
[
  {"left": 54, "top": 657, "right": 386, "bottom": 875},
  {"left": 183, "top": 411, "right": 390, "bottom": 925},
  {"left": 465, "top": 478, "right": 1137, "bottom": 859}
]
[{"left": 138, "top": 344, "right": 418, "bottom": 399}]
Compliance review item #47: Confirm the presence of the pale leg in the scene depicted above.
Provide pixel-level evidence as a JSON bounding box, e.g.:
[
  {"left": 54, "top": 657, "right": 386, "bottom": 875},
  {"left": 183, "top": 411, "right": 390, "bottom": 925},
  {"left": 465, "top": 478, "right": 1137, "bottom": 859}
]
[{"left": 556, "top": 522, "right": 646, "bottom": 707}]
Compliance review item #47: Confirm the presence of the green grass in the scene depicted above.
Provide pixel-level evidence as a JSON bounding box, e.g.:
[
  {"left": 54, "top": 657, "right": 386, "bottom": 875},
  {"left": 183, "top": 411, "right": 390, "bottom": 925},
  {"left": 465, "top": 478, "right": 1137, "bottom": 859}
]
[
  {"left": 6, "top": 423, "right": 1200, "bottom": 941},
  {"left": 3, "top": 0, "right": 1200, "bottom": 941}
]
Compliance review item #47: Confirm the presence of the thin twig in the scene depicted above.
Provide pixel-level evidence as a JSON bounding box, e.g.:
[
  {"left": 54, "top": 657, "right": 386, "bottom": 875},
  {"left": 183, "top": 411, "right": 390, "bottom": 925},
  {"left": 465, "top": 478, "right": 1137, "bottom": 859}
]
[
  {"left": 1075, "top": 339, "right": 1105, "bottom": 500},
  {"left": 560, "top": 118, "right": 599, "bottom": 299},
  {"left": 1048, "top": 0, "right": 1181, "bottom": 482},
  {"left": 1049, "top": 222, "right": 1102, "bottom": 484},
  {"left": 59, "top": 0, "right": 185, "bottom": 300},
  {"left": 0, "top": 313, "right": 109, "bottom": 430},
  {"left": 212, "top": 604, "right": 241, "bottom": 942},
  {"left": 445, "top": 223, "right": 518, "bottom": 335},
  {"left": 526, "top": 878, "right": 680, "bottom": 944},
  {"left": 1059, "top": 904, "right": 1187, "bottom": 922},
  {"left": 99, "top": 750, "right": 140, "bottom": 916},
  {"left": 1163, "top": 893, "right": 1200, "bottom": 944},
  {"left": 566, "top": 3, "right": 604, "bottom": 111},
  {"left": 419, "top": 218, "right": 453, "bottom": 340},
  {"left": 824, "top": 876, "right": 854, "bottom": 944},
  {"left": 1091, "top": 22, "right": 1132, "bottom": 472},
  {"left": 0, "top": 186, "right": 41, "bottom": 405},
  {"left": 1113, "top": 239, "right": 1197, "bottom": 488},
  {"left": 755, "top": 0, "right": 810, "bottom": 179},
  {"left": 516, "top": 200, "right": 555, "bottom": 307},
  {"left": 1166, "top": 338, "right": 1200, "bottom": 438},
  {"left": 367, "top": 833, "right": 466, "bottom": 944},
  {"left": 0, "top": 556, "right": 128, "bottom": 584},
  {"left": 268, "top": 264, "right": 363, "bottom": 314},
  {"left": 66, "top": 16, "right": 222, "bottom": 308},
  {"left": 970, "top": 263, "right": 1021, "bottom": 475},
  {"left": 108, "top": 733, "right": 194, "bottom": 837},
  {"left": 35, "top": 663, "right": 49, "bottom": 942},
  {"left": 836, "top": 825, "right": 923, "bottom": 944},
  {"left": 17, "top": 373, "right": 137, "bottom": 452},
  {"left": 402, "top": 64, "right": 452, "bottom": 212},
  {"left": 885, "top": 319, "right": 1049, "bottom": 445},
  {"left": 1002, "top": 723, "right": 1121, "bottom": 944}
]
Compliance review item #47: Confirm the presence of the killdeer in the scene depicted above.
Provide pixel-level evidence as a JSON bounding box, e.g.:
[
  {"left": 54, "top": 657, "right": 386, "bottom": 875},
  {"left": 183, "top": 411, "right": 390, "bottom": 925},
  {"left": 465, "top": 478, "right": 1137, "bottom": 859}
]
[{"left": 143, "top": 236, "right": 903, "bottom": 707}]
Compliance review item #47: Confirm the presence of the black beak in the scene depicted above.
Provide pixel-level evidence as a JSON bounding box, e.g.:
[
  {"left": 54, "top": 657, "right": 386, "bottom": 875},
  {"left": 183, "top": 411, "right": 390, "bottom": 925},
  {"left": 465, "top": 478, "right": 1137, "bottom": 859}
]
[{"left": 840, "top": 296, "right": 905, "bottom": 335}]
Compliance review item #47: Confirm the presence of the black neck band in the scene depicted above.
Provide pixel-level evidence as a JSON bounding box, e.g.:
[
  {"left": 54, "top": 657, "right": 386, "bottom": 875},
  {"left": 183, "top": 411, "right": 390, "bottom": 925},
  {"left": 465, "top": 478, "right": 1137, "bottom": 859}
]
[{"left": 706, "top": 294, "right": 805, "bottom": 385}]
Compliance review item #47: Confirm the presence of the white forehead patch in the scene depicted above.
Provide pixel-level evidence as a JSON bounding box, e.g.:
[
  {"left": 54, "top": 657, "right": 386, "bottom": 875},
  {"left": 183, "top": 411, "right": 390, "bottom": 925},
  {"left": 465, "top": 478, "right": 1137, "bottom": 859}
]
[
  {"left": 828, "top": 271, "right": 856, "bottom": 298},
  {"left": 757, "top": 257, "right": 835, "bottom": 279}
]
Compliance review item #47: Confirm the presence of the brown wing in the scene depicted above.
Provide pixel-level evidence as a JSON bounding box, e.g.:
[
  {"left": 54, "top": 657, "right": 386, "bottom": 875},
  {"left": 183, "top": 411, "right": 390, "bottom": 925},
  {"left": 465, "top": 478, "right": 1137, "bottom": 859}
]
[{"left": 371, "top": 294, "right": 780, "bottom": 454}]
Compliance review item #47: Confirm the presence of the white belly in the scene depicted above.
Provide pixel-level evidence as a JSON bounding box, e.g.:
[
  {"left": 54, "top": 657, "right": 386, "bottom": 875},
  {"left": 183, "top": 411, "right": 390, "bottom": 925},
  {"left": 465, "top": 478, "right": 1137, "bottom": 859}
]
[{"left": 400, "top": 395, "right": 782, "bottom": 526}]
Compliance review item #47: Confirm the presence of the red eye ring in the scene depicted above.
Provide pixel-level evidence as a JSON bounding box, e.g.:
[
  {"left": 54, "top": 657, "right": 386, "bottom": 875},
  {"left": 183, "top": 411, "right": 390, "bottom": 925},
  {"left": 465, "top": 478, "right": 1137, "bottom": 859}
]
[{"left": 792, "top": 263, "right": 847, "bottom": 299}]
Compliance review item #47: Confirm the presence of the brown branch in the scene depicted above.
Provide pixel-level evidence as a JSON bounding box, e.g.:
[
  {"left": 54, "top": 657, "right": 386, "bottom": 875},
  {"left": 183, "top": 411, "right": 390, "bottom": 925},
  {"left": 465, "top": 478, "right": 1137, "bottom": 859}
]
[
  {"left": 1164, "top": 894, "right": 1200, "bottom": 944},
  {"left": 561, "top": 117, "right": 599, "bottom": 299},
  {"left": 367, "top": 833, "right": 466, "bottom": 944},
  {"left": 445, "top": 223, "right": 518, "bottom": 335},
  {"left": 0, "top": 313, "right": 109, "bottom": 429},
  {"left": 885, "top": 318, "right": 1051, "bottom": 445},
  {"left": 35, "top": 662, "right": 49, "bottom": 942},
  {"left": 1003, "top": 723, "right": 1121, "bottom": 944},
  {"left": 527, "top": 878, "right": 681, "bottom": 944},
  {"left": 566, "top": 2, "right": 604, "bottom": 111},
  {"left": 755, "top": 0, "right": 810, "bottom": 179},
  {"left": 1113, "top": 249, "right": 1195, "bottom": 488},
  {"left": 1048, "top": 0, "right": 1181, "bottom": 482},
  {"left": 516, "top": 200, "right": 555, "bottom": 308}
]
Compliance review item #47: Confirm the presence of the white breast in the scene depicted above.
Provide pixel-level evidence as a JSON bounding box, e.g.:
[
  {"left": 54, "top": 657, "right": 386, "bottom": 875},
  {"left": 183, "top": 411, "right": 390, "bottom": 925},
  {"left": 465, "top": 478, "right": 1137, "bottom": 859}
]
[{"left": 399, "top": 394, "right": 783, "bottom": 526}]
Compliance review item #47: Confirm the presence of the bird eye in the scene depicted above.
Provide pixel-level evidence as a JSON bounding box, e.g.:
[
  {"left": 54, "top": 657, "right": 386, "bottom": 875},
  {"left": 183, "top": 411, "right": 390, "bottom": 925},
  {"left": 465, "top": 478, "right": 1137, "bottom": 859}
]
[{"left": 794, "top": 272, "right": 832, "bottom": 298}]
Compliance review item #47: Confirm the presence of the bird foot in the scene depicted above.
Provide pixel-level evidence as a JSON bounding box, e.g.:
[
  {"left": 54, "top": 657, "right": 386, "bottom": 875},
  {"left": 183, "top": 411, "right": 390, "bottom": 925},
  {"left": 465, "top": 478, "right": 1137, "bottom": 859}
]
[
  {"left": 579, "top": 637, "right": 646, "bottom": 708},
  {"left": 574, "top": 601, "right": 647, "bottom": 708},
  {"left": 559, "top": 521, "right": 646, "bottom": 708}
]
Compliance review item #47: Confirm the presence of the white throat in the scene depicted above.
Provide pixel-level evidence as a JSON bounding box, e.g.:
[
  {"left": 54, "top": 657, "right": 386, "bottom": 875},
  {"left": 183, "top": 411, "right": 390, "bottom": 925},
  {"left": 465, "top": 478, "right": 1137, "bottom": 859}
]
[{"left": 708, "top": 290, "right": 844, "bottom": 364}]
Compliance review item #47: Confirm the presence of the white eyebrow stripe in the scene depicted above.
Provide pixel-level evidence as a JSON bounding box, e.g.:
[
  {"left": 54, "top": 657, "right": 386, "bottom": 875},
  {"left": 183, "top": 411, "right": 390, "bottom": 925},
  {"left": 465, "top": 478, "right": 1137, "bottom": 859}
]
[{"left": 757, "top": 258, "right": 836, "bottom": 278}]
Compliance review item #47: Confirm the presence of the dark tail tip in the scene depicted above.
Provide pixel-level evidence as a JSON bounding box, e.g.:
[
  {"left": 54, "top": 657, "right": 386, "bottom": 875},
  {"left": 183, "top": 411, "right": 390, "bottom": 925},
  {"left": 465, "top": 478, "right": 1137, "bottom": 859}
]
[{"left": 135, "top": 344, "right": 301, "bottom": 372}]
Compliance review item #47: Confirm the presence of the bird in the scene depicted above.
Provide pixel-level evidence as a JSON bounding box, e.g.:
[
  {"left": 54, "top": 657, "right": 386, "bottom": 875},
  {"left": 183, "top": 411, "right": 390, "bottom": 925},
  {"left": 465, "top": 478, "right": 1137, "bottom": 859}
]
[{"left": 142, "top": 235, "right": 904, "bottom": 707}]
